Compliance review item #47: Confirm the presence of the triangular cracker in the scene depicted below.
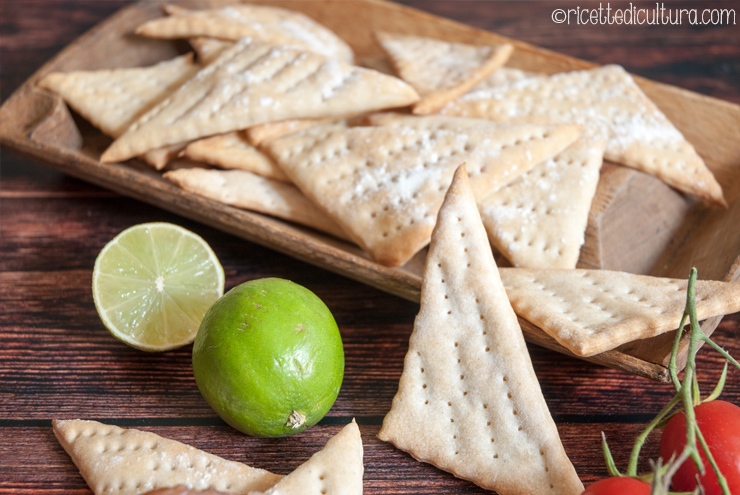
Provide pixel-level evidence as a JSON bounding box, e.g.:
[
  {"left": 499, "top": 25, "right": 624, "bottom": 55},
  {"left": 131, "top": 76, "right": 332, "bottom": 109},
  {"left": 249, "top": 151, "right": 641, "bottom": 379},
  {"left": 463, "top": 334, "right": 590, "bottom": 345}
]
[
  {"left": 137, "top": 4, "right": 354, "bottom": 63},
  {"left": 479, "top": 137, "right": 606, "bottom": 269},
  {"left": 378, "top": 166, "right": 583, "bottom": 495},
  {"left": 264, "top": 120, "right": 580, "bottom": 266},
  {"left": 367, "top": 112, "right": 584, "bottom": 194},
  {"left": 101, "top": 38, "right": 419, "bottom": 163},
  {"left": 376, "top": 32, "right": 513, "bottom": 114},
  {"left": 38, "top": 54, "right": 198, "bottom": 138},
  {"left": 164, "top": 168, "right": 348, "bottom": 240},
  {"left": 443, "top": 65, "right": 725, "bottom": 206},
  {"left": 251, "top": 421, "right": 363, "bottom": 495},
  {"left": 52, "top": 419, "right": 281, "bottom": 495},
  {"left": 183, "top": 132, "right": 288, "bottom": 181},
  {"left": 499, "top": 268, "right": 740, "bottom": 357}
]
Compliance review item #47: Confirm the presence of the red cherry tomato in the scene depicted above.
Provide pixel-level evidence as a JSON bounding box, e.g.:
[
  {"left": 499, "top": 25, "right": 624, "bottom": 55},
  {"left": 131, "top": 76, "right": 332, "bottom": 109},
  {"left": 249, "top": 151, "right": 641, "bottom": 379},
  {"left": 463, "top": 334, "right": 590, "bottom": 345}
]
[
  {"left": 659, "top": 400, "right": 740, "bottom": 495},
  {"left": 581, "top": 477, "right": 651, "bottom": 495}
]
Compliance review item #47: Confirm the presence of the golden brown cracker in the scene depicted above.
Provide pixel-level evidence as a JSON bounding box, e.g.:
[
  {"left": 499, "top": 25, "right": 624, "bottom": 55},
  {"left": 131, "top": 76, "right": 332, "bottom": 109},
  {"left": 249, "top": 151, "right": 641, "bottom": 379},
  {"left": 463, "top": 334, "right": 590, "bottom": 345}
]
[{"left": 378, "top": 166, "right": 583, "bottom": 495}]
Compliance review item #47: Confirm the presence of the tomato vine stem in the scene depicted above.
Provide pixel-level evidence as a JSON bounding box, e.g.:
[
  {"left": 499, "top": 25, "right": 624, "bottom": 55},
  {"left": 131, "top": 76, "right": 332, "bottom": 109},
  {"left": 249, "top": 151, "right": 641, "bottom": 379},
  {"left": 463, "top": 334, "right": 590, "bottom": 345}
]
[{"left": 603, "top": 268, "right": 737, "bottom": 495}]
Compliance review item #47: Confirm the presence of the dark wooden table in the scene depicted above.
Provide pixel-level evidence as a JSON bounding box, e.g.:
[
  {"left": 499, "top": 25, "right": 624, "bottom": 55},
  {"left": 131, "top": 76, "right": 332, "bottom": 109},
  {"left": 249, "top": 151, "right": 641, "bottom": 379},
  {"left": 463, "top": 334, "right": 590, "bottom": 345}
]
[{"left": 1, "top": 1, "right": 739, "bottom": 494}]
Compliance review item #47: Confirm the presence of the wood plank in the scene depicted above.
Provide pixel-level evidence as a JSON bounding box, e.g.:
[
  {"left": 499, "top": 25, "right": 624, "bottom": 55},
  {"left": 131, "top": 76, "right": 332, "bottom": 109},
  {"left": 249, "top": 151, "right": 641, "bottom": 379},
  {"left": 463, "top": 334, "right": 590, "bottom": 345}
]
[
  {"left": 0, "top": 423, "right": 663, "bottom": 494},
  {"left": 2, "top": 265, "right": 737, "bottom": 420},
  {"left": 2, "top": 2, "right": 740, "bottom": 494}
]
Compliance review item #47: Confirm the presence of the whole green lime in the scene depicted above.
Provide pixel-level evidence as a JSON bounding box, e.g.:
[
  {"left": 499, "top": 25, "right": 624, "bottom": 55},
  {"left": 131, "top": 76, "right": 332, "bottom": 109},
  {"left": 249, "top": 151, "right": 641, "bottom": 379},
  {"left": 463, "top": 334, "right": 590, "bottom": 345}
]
[{"left": 192, "top": 278, "right": 344, "bottom": 437}]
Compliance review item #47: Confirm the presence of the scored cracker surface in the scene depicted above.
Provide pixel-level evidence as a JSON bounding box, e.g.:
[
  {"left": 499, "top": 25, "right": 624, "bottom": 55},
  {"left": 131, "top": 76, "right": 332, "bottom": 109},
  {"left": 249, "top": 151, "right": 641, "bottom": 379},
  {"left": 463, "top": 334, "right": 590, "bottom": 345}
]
[
  {"left": 376, "top": 32, "right": 513, "bottom": 114},
  {"left": 500, "top": 268, "right": 740, "bottom": 357},
  {"left": 443, "top": 64, "right": 725, "bottom": 206},
  {"left": 164, "top": 168, "right": 348, "bottom": 240},
  {"left": 250, "top": 421, "right": 363, "bottom": 495},
  {"left": 365, "top": 114, "right": 581, "bottom": 196},
  {"left": 183, "top": 132, "right": 288, "bottom": 181},
  {"left": 101, "top": 38, "right": 419, "bottom": 162},
  {"left": 264, "top": 119, "right": 579, "bottom": 266},
  {"left": 52, "top": 419, "right": 281, "bottom": 495},
  {"left": 38, "top": 54, "right": 199, "bottom": 138},
  {"left": 378, "top": 166, "right": 583, "bottom": 495},
  {"left": 137, "top": 4, "right": 354, "bottom": 63},
  {"left": 479, "top": 137, "right": 606, "bottom": 269}
]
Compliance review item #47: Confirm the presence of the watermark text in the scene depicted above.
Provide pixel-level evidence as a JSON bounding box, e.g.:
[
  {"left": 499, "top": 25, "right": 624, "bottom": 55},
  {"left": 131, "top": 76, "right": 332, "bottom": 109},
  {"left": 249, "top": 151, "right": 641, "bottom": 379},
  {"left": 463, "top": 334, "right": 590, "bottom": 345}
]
[{"left": 551, "top": 3, "right": 735, "bottom": 26}]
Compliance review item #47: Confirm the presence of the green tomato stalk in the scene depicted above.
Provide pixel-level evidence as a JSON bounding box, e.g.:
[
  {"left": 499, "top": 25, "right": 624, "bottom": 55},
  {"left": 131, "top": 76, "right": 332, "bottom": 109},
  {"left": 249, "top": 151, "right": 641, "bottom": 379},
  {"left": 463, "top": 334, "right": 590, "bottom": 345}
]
[{"left": 601, "top": 268, "right": 739, "bottom": 495}]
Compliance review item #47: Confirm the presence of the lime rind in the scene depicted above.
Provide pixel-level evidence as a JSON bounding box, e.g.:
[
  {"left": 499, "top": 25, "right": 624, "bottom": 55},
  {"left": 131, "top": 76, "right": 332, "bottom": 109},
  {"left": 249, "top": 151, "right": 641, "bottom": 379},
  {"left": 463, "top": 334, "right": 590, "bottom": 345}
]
[
  {"left": 192, "top": 278, "right": 344, "bottom": 437},
  {"left": 92, "top": 223, "right": 225, "bottom": 351}
]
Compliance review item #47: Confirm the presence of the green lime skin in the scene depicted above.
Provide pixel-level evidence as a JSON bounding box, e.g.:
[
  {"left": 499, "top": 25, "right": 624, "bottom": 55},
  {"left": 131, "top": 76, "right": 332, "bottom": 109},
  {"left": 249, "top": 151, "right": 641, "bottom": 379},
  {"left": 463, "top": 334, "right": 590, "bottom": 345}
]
[{"left": 192, "top": 278, "right": 344, "bottom": 437}]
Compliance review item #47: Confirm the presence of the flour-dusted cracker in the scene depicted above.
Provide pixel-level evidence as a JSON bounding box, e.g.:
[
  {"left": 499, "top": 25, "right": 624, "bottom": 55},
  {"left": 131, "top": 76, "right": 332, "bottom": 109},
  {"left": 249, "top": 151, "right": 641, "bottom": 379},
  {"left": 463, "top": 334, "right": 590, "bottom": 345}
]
[
  {"left": 52, "top": 419, "right": 281, "bottom": 495},
  {"left": 469, "top": 67, "right": 540, "bottom": 92},
  {"left": 376, "top": 32, "right": 513, "bottom": 114},
  {"left": 189, "top": 37, "right": 233, "bottom": 65},
  {"left": 164, "top": 168, "right": 348, "bottom": 240},
  {"left": 251, "top": 421, "right": 363, "bottom": 495},
  {"left": 500, "top": 268, "right": 740, "bottom": 357},
  {"left": 365, "top": 113, "right": 581, "bottom": 194},
  {"left": 479, "top": 137, "right": 606, "bottom": 269},
  {"left": 101, "top": 39, "right": 419, "bottom": 163},
  {"left": 378, "top": 166, "right": 583, "bottom": 495},
  {"left": 38, "top": 54, "right": 198, "bottom": 138},
  {"left": 443, "top": 65, "right": 725, "bottom": 206},
  {"left": 137, "top": 4, "right": 354, "bottom": 63},
  {"left": 264, "top": 120, "right": 579, "bottom": 266},
  {"left": 183, "top": 132, "right": 288, "bottom": 181},
  {"left": 246, "top": 118, "right": 339, "bottom": 146}
]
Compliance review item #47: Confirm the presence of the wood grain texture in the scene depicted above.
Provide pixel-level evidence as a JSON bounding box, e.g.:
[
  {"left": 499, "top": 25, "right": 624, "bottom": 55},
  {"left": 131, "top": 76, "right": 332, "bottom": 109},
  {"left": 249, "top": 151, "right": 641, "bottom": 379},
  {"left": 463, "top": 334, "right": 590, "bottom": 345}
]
[
  {"left": 3, "top": 0, "right": 739, "bottom": 378},
  {"left": 1, "top": 1, "right": 739, "bottom": 494}
]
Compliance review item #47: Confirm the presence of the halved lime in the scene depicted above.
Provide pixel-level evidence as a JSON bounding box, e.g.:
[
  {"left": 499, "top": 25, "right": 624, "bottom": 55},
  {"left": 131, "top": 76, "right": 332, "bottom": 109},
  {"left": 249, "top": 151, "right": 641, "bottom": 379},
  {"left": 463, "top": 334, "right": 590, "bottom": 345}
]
[{"left": 92, "top": 223, "right": 225, "bottom": 351}]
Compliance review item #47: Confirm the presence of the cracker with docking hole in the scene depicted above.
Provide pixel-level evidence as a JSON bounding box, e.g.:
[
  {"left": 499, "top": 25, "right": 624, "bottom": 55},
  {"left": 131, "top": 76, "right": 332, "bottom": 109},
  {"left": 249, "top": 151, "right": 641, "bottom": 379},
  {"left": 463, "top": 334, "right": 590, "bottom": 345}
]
[
  {"left": 378, "top": 166, "right": 583, "bottom": 495},
  {"left": 183, "top": 132, "right": 289, "bottom": 181},
  {"left": 101, "top": 38, "right": 420, "bottom": 163},
  {"left": 37, "top": 54, "right": 198, "bottom": 139},
  {"left": 363, "top": 113, "right": 582, "bottom": 194},
  {"left": 138, "top": 4, "right": 354, "bottom": 63},
  {"left": 163, "top": 168, "right": 348, "bottom": 240},
  {"left": 499, "top": 268, "right": 740, "bottom": 357},
  {"left": 52, "top": 419, "right": 282, "bottom": 495},
  {"left": 376, "top": 32, "right": 513, "bottom": 115},
  {"left": 250, "top": 420, "right": 364, "bottom": 495},
  {"left": 442, "top": 64, "right": 725, "bottom": 206},
  {"left": 264, "top": 120, "right": 579, "bottom": 266},
  {"left": 479, "top": 137, "right": 606, "bottom": 269}
]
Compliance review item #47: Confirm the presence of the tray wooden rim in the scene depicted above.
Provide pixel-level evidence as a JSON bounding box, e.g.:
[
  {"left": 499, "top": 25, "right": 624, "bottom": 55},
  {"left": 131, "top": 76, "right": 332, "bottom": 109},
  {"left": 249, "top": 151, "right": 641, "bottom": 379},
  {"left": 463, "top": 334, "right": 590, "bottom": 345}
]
[{"left": 2, "top": 0, "right": 739, "bottom": 382}]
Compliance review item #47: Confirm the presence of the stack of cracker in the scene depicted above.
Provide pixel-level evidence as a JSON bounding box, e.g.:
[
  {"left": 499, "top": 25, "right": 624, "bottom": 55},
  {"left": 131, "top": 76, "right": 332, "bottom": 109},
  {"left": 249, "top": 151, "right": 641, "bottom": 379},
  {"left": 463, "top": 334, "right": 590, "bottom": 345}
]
[
  {"left": 442, "top": 64, "right": 725, "bottom": 207},
  {"left": 379, "top": 166, "right": 584, "bottom": 495},
  {"left": 39, "top": 5, "right": 740, "bottom": 495}
]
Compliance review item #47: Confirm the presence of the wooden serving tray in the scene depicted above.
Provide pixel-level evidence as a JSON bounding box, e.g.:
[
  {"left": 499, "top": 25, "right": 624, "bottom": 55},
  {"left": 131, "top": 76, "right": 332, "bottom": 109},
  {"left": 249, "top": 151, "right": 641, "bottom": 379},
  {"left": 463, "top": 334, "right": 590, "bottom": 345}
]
[{"left": 1, "top": 0, "right": 739, "bottom": 381}]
